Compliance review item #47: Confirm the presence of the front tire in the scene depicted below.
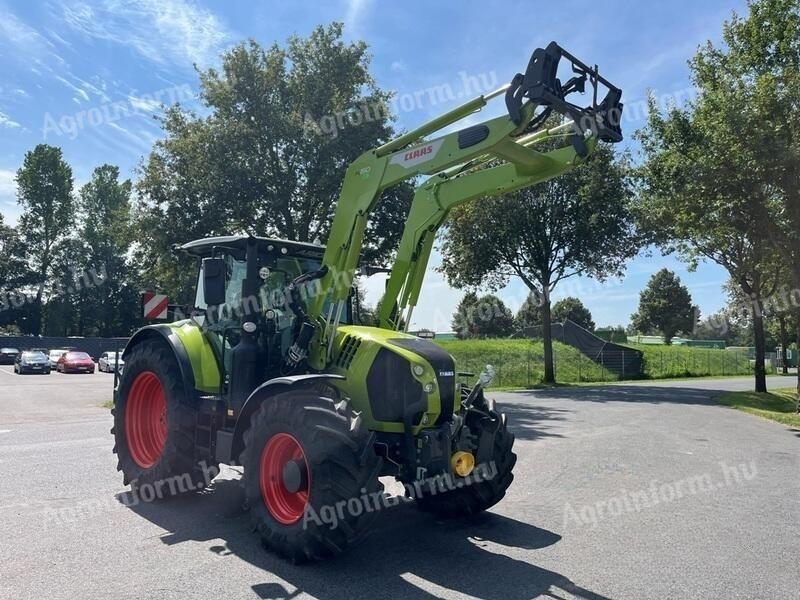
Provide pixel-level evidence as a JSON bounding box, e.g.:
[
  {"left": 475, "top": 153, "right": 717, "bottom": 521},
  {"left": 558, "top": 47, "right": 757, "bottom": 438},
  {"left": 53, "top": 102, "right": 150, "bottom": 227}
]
[
  {"left": 112, "top": 340, "right": 217, "bottom": 498},
  {"left": 242, "top": 389, "right": 383, "bottom": 562},
  {"left": 416, "top": 393, "right": 516, "bottom": 517}
]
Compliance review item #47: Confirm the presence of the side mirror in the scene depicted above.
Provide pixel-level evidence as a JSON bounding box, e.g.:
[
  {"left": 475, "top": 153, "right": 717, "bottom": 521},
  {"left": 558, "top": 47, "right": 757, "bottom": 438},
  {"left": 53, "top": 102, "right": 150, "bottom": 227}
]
[{"left": 202, "top": 257, "right": 227, "bottom": 306}]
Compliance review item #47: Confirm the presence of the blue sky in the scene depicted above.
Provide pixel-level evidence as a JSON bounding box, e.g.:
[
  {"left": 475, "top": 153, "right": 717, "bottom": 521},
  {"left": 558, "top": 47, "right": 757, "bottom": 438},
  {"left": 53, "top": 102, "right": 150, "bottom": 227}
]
[{"left": 0, "top": 0, "right": 748, "bottom": 330}]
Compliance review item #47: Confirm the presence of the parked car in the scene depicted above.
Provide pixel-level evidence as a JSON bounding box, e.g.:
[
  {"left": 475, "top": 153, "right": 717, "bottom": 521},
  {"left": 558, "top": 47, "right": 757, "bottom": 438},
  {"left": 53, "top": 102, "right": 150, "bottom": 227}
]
[
  {"left": 56, "top": 351, "right": 96, "bottom": 374},
  {"left": 98, "top": 351, "right": 124, "bottom": 373},
  {"left": 14, "top": 350, "right": 51, "bottom": 374},
  {"left": 0, "top": 347, "right": 20, "bottom": 365},
  {"left": 48, "top": 349, "right": 69, "bottom": 368}
]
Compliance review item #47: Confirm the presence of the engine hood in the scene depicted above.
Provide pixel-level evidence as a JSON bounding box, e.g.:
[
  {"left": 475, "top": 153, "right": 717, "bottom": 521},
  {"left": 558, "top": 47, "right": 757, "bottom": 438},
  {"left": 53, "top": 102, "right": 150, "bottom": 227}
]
[{"left": 329, "top": 326, "right": 457, "bottom": 432}]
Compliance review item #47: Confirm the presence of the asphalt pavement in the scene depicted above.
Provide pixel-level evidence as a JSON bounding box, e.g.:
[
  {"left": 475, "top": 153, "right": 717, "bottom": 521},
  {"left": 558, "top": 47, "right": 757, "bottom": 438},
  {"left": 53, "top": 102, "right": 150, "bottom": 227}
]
[{"left": 1, "top": 368, "right": 798, "bottom": 599}]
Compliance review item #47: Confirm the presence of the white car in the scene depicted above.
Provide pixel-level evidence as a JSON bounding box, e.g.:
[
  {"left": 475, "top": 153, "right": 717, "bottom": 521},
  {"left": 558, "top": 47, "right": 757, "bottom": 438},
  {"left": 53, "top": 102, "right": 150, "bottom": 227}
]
[
  {"left": 98, "top": 351, "right": 124, "bottom": 373},
  {"left": 48, "top": 349, "right": 69, "bottom": 369}
]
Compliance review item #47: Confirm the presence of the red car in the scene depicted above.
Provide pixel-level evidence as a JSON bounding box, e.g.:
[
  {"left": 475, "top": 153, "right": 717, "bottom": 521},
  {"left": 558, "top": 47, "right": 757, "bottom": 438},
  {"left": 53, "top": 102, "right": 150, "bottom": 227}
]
[{"left": 57, "top": 351, "right": 96, "bottom": 374}]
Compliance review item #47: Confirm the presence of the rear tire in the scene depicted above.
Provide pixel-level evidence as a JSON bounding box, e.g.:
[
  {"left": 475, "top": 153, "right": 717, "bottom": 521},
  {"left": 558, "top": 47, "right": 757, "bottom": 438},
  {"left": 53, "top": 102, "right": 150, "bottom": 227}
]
[
  {"left": 416, "top": 394, "right": 516, "bottom": 517},
  {"left": 242, "top": 389, "right": 383, "bottom": 562},
  {"left": 112, "top": 340, "right": 217, "bottom": 498}
]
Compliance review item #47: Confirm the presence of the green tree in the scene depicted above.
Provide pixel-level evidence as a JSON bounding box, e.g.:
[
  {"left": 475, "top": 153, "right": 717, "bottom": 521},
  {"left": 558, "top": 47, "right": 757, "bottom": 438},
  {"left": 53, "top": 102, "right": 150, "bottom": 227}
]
[
  {"left": 695, "top": 0, "right": 800, "bottom": 400},
  {"left": 16, "top": 144, "right": 74, "bottom": 334},
  {"left": 135, "top": 24, "right": 413, "bottom": 301},
  {"left": 693, "top": 308, "right": 750, "bottom": 346},
  {"left": 451, "top": 293, "right": 514, "bottom": 339},
  {"left": 0, "top": 214, "right": 33, "bottom": 331},
  {"left": 440, "top": 143, "right": 637, "bottom": 382},
  {"left": 78, "top": 165, "right": 138, "bottom": 336},
  {"left": 634, "top": 0, "right": 795, "bottom": 391},
  {"left": 452, "top": 292, "right": 479, "bottom": 339},
  {"left": 630, "top": 269, "right": 696, "bottom": 344},
  {"left": 515, "top": 292, "right": 541, "bottom": 331},
  {"left": 45, "top": 237, "right": 89, "bottom": 336},
  {"left": 552, "top": 297, "right": 595, "bottom": 331}
]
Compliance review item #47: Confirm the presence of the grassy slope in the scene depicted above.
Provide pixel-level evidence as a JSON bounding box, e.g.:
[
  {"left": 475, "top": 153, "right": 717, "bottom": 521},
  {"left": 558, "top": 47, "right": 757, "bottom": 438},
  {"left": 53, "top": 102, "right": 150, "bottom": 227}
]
[
  {"left": 434, "top": 338, "right": 758, "bottom": 387},
  {"left": 435, "top": 338, "right": 614, "bottom": 388},
  {"left": 623, "top": 343, "right": 754, "bottom": 379},
  {"left": 717, "top": 387, "right": 800, "bottom": 427}
]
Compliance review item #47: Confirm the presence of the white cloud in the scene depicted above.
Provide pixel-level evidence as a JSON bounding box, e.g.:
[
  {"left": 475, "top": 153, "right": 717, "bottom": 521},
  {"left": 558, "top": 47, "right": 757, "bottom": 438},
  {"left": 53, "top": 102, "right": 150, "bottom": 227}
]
[
  {"left": 0, "top": 169, "right": 18, "bottom": 206},
  {"left": 106, "top": 121, "right": 152, "bottom": 150},
  {"left": 390, "top": 60, "right": 406, "bottom": 72},
  {"left": 345, "top": 0, "right": 372, "bottom": 30},
  {"left": 61, "top": 0, "right": 232, "bottom": 67},
  {"left": 0, "top": 112, "right": 21, "bottom": 129},
  {"left": 0, "top": 11, "right": 57, "bottom": 58},
  {"left": 128, "top": 95, "right": 160, "bottom": 113}
]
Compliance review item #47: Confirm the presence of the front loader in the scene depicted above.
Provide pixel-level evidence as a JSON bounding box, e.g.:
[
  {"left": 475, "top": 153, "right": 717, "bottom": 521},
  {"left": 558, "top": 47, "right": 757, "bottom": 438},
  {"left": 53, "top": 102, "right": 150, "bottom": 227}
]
[{"left": 112, "top": 42, "right": 623, "bottom": 561}]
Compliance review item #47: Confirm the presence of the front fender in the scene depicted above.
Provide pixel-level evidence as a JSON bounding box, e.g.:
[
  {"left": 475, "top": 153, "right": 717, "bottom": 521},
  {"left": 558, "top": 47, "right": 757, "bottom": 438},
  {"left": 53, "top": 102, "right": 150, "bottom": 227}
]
[
  {"left": 121, "top": 325, "right": 196, "bottom": 398},
  {"left": 222, "top": 373, "right": 346, "bottom": 464}
]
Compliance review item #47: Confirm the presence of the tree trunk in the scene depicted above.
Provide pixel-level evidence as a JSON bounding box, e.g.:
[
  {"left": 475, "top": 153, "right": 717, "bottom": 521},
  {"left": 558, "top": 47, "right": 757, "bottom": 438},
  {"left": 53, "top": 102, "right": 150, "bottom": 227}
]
[
  {"left": 779, "top": 314, "right": 788, "bottom": 375},
  {"left": 33, "top": 284, "right": 44, "bottom": 336},
  {"left": 541, "top": 289, "right": 555, "bottom": 384},
  {"left": 738, "top": 278, "right": 766, "bottom": 393},
  {"left": 752, "top": 307, "right": 767, "bottom": 393},
  {"left": 796, "top": 307, "right": 800, "bottom": 413}
]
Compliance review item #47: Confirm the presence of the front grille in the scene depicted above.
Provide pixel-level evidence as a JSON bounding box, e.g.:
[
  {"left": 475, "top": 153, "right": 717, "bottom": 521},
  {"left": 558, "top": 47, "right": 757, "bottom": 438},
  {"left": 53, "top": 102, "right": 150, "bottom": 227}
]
[
  {"left": 387, "top": 337, "right": 456, "bottom": 424},
  {"left": 336, "top": 335, "right": 361, "bottom": 369},
  {"left": 366, "top": 349, "right": 422, "bottom": 422}
]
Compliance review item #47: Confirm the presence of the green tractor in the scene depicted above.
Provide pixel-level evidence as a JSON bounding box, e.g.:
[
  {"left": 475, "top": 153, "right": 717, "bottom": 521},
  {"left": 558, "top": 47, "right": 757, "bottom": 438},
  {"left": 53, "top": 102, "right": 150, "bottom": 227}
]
[{"left": 112, "top": 42, "right": 623, "bottom": 561}]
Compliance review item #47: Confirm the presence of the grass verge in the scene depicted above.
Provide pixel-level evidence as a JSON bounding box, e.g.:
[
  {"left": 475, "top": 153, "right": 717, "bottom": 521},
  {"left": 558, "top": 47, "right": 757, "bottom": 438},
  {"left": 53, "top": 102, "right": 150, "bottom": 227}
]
[
  {"left": 716, "top": 387, "right": 800, "bottom": 427},
  {"left": 435, "top": 338, "right": 615, "bottom": 388},
  {"left": 625, "top": 343, "right": 754, "bottom": 379}
]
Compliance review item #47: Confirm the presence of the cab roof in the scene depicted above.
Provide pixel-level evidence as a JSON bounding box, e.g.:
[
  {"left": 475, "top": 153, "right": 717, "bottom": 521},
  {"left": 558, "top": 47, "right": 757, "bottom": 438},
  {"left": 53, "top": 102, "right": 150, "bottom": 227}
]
[{"left": 177, "top": 235, "right": 325, "bottom": 259}]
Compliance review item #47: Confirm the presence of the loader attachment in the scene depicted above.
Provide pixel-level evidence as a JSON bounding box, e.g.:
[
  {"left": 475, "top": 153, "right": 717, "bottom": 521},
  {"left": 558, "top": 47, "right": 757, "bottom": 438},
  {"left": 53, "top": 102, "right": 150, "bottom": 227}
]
[{"left": 505, "top": 41, "right": 624, "bottom": 142}]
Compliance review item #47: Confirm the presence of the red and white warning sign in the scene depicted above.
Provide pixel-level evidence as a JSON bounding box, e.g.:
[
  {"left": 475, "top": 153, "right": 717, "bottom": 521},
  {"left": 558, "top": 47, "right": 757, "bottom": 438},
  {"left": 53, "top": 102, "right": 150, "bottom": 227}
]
[{"left": 142, "top": 291, "right": 169, "bottom": 320}]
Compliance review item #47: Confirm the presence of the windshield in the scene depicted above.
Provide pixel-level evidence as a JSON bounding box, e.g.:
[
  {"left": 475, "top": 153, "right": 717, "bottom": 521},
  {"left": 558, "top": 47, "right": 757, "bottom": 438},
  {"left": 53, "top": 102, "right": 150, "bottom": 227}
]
[
  {"left": 21, "top": 352, "right": 46, "bottom": 359},
  {"left": 194, "top": 252, "right": 348, "bottom": 323},
  {"left": 66, "top": 352, "right": 91, "bottom": 360}
]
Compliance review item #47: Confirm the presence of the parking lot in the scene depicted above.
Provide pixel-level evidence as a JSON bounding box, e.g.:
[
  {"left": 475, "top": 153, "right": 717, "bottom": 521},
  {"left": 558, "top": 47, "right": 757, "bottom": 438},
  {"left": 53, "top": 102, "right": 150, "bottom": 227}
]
[
  {"left": 0, "top": 363, "right": 115, "bottom": 423},
  {"left": 1, "top": 372, "right": 799, "bottom": 599}
]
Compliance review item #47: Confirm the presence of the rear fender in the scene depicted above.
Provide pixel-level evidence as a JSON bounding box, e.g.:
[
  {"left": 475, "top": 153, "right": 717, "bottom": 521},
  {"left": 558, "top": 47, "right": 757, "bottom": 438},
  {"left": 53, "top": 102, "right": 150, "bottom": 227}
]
[{"left": 222, "top": 374, "right": 346, "bottom": 465}]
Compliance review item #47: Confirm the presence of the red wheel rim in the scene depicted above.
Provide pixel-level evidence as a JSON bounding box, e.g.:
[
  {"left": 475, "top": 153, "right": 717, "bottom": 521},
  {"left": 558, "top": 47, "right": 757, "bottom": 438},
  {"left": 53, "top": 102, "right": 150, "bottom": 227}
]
[
  {"left": 260, "top": 433, "right": 311, "bottom": 525},
  {"left": 125, "top": 371, "right": 168, "bottom": 469}
]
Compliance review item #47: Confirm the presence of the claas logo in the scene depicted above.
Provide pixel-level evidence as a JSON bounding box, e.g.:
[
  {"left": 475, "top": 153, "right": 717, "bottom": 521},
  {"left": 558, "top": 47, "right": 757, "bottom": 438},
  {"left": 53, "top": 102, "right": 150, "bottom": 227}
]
[{"left": 403, "top": 144, "right": 434, "bottom": 161}]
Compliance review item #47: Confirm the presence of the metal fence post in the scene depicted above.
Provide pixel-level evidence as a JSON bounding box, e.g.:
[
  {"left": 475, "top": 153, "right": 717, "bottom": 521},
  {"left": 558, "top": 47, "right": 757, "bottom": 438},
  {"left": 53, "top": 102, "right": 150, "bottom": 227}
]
[
  {"left": 601, "top": 350, "right": 605, "bottom": 379},
  {"left": 526, "top": 348, "right": 531, "bottom": 388}
]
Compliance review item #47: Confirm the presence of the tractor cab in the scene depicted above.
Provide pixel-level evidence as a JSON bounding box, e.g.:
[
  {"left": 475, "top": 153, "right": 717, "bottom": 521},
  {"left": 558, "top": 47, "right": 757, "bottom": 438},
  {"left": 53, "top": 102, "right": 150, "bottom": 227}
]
[{"left": 178, "top": 235, "right": 353, "bottom": 400}]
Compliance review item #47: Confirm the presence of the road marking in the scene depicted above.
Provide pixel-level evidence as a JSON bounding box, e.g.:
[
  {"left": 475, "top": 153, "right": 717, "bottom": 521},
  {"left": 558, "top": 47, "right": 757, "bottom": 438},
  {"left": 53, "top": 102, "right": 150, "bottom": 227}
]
[{"left": 0, "top": 430, "right": 12, "bottom": 434}]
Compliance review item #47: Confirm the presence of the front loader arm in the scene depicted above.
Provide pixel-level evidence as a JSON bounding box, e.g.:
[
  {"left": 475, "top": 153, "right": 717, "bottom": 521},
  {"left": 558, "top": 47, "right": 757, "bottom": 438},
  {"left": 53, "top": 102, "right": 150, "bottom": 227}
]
[
  {"left": 305, "top": 41, "right": 623, "bottom": 368},
  {"left": 379, "top": 123, "right": 598, "bottom": 330}
]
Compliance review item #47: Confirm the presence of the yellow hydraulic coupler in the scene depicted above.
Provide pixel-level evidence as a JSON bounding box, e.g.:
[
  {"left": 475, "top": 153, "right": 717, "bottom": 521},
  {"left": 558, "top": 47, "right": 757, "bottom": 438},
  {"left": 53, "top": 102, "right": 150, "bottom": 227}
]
[{"left": 450, "top": 451, "right": 475, "bottom": 477}]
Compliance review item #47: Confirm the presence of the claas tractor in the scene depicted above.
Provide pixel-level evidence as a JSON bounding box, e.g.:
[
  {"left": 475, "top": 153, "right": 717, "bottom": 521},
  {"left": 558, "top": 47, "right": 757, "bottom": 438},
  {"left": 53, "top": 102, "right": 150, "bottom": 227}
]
[{"left": 112, "top": 42, "right": 623, "bottom": 561}]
